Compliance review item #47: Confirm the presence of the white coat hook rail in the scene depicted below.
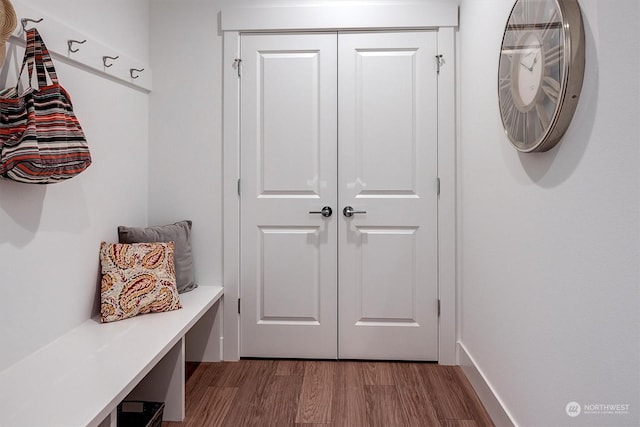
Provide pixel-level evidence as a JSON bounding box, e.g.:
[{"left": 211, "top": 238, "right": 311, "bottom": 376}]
[
  {"left": 21, "top": 17, "right": 43, "bottom": 32},
  {"left": 130, "top": 68, "right": 144, "bottom": 79},
  {"left": 103, "top": 55, "right": 119, "bottom": 68},
  {"left": 8, "top": 1, "right": 152, "bottom": 92},
  {"left": 67, "top": 39, "right": 86, "bottom": 53}
]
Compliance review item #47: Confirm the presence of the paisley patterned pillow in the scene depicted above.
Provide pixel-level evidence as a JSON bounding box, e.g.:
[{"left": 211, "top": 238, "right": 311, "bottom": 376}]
[{"left": 99, "top": 241, "right": 182, "bottom": 323}]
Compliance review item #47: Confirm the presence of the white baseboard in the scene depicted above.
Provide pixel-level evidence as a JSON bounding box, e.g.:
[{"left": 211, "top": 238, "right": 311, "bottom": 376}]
[{"left": 457, "top": 342, "right": 518, "bottom": 427}]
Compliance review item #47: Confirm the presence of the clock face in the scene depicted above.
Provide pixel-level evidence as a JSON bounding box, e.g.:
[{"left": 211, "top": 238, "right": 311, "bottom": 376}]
[{"left": 498, "top": 0, "right": 584, "bottom": 152}]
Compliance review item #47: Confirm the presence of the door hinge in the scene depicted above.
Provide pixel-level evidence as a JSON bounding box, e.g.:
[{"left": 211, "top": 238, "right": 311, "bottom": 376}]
[
  {"left": 437, "top": 299, "right": 441, "bottom": 317},
  {"left": 437, "top": 177, "right": 441, "bottom": 196},
  {"left": 237, "top": 178, "right": 241, "bottom": 196},
  {"left": 238, "top": 298, "right": 241, "bottom": 314},
  {"left": 436, "top": 54, "right": 445, "bottom": 74},
  {"left": 234, "top": 58, "right": 242, "bottom": 77}
]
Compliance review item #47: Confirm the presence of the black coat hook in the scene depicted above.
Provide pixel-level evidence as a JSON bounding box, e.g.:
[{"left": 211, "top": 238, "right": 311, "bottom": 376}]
[
  {"left": 67, "top": 39, "right": 86, "bottom": 53},
  {"left": 103, "top": 55, "right": 119, "bottom": 68},
  {"left": 21, "top": 18, "right": 43, "bottom": 32},
  {"left": 130, "top": 68, "right": 144, "bottom": 79}
]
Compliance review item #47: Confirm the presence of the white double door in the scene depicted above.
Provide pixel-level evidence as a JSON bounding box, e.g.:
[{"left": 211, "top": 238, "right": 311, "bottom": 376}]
[{"left": 240, "top": 31, "right": 439, "bottom": 361}]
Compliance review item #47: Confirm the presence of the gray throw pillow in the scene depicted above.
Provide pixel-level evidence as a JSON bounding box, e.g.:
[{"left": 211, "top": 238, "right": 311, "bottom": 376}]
[{"left": 118, "top": 220, "right": 197, "bottom": 293}]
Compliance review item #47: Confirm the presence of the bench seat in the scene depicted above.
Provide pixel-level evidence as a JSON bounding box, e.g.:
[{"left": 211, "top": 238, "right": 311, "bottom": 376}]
[{"left": 0, "top": 285, "right": 223, "bottom": 427}]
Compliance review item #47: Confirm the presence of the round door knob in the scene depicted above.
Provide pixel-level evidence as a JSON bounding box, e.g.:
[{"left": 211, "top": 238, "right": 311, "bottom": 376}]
[
  {"left": 343, "top": 206, "right": 367, "bottom": 218},
  {"left": 309, "top": 206, "right": 333, "bottom": 218}
]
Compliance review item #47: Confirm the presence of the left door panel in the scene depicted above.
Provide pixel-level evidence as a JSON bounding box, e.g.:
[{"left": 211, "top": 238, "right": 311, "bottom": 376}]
[{"left": 240, "top": 33, "right": 338, "bottom": 358}]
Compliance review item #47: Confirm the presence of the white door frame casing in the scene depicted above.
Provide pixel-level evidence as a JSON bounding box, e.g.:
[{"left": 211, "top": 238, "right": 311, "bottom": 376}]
[{"left": 221, "top": 2, "right": 458, "bottom": 365}]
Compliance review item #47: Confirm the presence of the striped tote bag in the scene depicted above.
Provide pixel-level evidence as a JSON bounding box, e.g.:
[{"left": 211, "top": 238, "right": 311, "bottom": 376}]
[{"left": 0, "top": 28, "right": 91, "bottom": 184}]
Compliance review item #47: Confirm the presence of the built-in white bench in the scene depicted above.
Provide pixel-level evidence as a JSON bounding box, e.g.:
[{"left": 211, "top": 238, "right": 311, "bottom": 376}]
[{"left": 0, "top": 285, "right": 223, "bottom": 427}]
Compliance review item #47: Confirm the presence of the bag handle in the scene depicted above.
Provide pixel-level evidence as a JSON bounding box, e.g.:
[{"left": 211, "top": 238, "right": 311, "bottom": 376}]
[
  {"left": 32, "top": 28, "right": 58, "bottom": 86},
  {"left": 16, "top": 28, "right": 58, "bottom": 91},
  {"left": 16, "top": 28, "right": 36, "bottom": 90}
]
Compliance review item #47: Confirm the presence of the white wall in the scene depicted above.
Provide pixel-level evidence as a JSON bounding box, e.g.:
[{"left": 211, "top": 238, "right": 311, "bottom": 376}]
[
  {"left": 0, "top": 1, "right": 150, "bottom": 372},
  {"left": 458, "top": 1, "right": 640, "bottom": 426},
  {"left": 148, "top": 0, "right": 225, "bottom": 287}
]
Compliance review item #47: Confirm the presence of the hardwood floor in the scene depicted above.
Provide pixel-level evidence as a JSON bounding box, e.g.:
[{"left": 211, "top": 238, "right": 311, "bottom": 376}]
[{"left": 163, "top": 360, "right": 494, "bottom": 427}]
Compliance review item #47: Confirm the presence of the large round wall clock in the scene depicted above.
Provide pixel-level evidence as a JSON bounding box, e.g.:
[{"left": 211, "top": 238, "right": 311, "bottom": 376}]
[{"left": 498, "top": 0, "right": 585, "bottom": 152}]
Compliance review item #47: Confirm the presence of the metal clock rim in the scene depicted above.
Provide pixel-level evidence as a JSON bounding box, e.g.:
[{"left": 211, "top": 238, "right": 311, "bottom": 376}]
[{"left": 497, "top": 0, "right": 585, "bottom": 153}]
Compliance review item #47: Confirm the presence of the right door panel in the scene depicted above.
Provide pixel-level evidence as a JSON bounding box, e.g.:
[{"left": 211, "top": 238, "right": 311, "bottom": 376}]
[{"left": 338, "top": 32, "right": 439, "bottom": 360}]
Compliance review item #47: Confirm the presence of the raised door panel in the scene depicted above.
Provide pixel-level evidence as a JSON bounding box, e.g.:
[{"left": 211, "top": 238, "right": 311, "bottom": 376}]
[
  {"left": 261, "top": 51, "right": 321, "bottom": 196},
  {"left": 357, "top": 50, "right": 418, "bottom": 194},
  {"left": 358, "top": 227, "right": 419, "bottom": 324},
  {"left": 260, "top": 227, "right": 320, "bottom": 322}
]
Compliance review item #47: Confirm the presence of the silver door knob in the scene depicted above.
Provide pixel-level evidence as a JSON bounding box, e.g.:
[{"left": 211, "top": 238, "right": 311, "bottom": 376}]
[
  {"left": 309, "top": 206, "right": 333, "bottom": 218},
  {"left": 343, "top": 206, "right": 367, "bottom": 218}
]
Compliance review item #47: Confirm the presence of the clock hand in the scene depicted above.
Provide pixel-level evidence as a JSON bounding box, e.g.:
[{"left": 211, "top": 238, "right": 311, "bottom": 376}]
[
  {"left": 520, "top": 52, "right": 539, "bottom": 72},
  {"left": 520, "top": 61, "right": 534, "bottom": 72}
]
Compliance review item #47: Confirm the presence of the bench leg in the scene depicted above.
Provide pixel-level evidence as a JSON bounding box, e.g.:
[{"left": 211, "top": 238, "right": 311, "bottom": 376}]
[{"left": 126, "top": 338, "right": 186, "bottom": 422}]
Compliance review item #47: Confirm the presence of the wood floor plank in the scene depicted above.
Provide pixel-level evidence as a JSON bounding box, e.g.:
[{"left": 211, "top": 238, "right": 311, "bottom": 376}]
[
  {"left": 185, "top": 386, "right": 237, "bottom": 427},
  {"left": 392, "top": 363, "right": 442, "bottom": 427},
  {"left": 220, "top": 360, "right": 278, "bottom": 427},
  {"left": 261, "top": 375, "right": 304, "bottom": 426},
  {"left": 364, "top": 385, "right": 405, "bottom": 427},
  {"left": 362, "top": 361, "right": 395, "bottom": 385},
  {"left": 418, "top": 364, "right": 477, "bottom": 421},
  {"left": 276, "top": 359, "right": 306, "bottom": 376},
  {"left": 442, "top": 420, "right": 479, "bottom": 427},
  {"left": 214, "top": 360, "right": 264, "bottom": 387},
  {"left": 184, "top": 362, "right": 208, "bottom": 396},
  {"left": 452, "top": 367, "right": 495, "bottom": 427},
  {"left": 295, "top": 361, "right": 335, "bottom": 423},
  {"left": 330, "top": 361, "right": 368, "bottom": 427},
  {"left": 184, "top": 362, "right": 226, "bottom": 416}
]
